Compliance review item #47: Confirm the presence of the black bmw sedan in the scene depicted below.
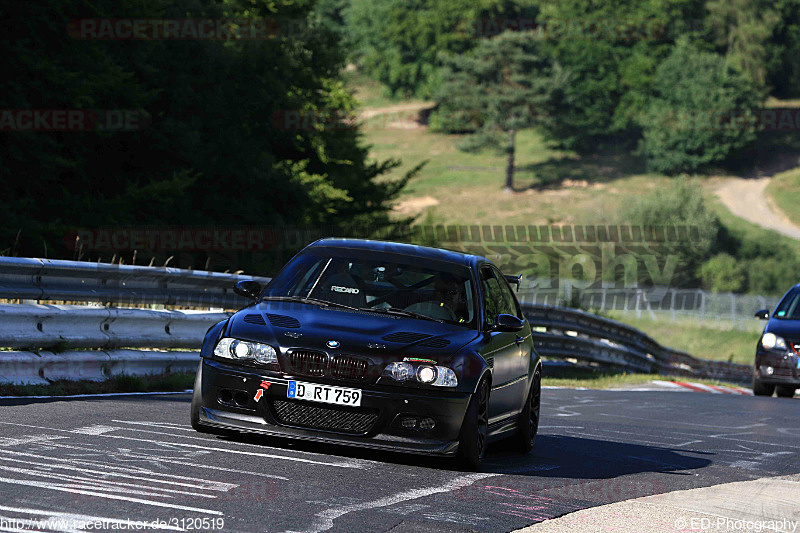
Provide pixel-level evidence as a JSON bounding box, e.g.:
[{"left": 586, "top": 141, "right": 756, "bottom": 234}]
[
  {"left": 753, "top": 284, "right": 800, "bottom": 398},
  {"left": 191, "top": 238, "right": 541, "bottom": 468}
]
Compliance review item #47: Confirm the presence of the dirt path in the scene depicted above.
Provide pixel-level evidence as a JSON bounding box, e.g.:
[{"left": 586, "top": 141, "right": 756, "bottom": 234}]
[
  {"left": 715, "top": 178, "right": 800, "bottom": 239},
  {"left": 359, "top": 102, "right": 434, "bottom": 120}
]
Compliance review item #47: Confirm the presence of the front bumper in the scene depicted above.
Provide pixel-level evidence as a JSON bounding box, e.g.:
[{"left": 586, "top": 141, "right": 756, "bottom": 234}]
[
  {"left": 754, "top": 349, "right": 800, "bottom": 385},
  {"left": 195, "top": 358, "right": 471, "bottom": 456}
]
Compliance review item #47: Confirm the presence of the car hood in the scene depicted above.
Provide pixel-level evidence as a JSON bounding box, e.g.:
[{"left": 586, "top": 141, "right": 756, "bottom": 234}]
[
  {"left": 227, "top": 302, "right": 480, "bottom": 358},
  {"left": 765, "top": 319, "right": 800, "bottom": 340}
]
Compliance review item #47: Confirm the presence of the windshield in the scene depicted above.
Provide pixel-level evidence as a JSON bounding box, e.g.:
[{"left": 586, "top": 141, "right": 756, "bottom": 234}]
[
  {"left": 264, "top": 246, "right": 476, "bottom": 328},
  {"left": 773, "top": 288, "right": 800, "bottom": 319}
]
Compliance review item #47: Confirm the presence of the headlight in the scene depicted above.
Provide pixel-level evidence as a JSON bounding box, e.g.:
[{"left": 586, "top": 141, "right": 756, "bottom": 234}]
[
  {"left": 383, "top": 362, "right": 458, "bottom": 387},
  {"left": 384, "top": 362, "right": 415, "bottom": 381},
  {"left": 214, "top": 338, "right": 277, "bottom": 364},
  {"left": 761, "top": 333, "right": 787, "bottom": 350}
]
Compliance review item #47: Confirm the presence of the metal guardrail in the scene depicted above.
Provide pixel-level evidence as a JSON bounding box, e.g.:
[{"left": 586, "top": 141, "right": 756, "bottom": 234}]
[
  {"left": 0, "top": 257, "right": 271, "bottom": 308},
  {"left": 522, "top": 304, "right": 751, "bottom": 382},
  {"left": 0, "top": 350, "right": 200, "bottom": 385},
  {"left": 0, "top": 257, "right": 753, "bottom": 384},
  {"left": 0, "top": 304, "right": 230, "bottom": 349}
]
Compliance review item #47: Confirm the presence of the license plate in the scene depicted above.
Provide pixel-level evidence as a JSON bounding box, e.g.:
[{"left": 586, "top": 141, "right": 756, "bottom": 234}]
[{"left": 287, "top": 381, "right": 362, "bottom": 407}]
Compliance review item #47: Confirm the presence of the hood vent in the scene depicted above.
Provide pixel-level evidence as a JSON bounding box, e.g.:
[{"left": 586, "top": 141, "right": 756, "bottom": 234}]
[
  {"left": 243, "top": 313, "right": 266, "bottom": 325},
  {"left": 267, "top": 313, "right": 301, "bottom": 329},
  {"left": 418, "top": 337, "right": 450, "bottom": 348},
  {"left": 382, "top": 332, "right": 432, "bottom": 344}
]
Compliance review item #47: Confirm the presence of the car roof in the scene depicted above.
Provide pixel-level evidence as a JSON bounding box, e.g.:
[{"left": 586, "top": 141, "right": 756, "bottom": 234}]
[{"left": 306, "top": 238, "right": 485, "bottom": 269}]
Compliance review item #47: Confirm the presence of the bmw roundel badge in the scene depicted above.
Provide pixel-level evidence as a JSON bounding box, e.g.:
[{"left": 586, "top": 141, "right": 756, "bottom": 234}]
[{"left": 326, "top": 340, "right": 340, "bottom": 349}]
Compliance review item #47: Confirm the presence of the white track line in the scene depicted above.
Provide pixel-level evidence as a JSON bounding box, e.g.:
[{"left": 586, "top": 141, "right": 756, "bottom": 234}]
[
  {"left": 0, "top": 435, "right": 69, "bottom": 447},
  {"left": 287, "top": 473, "right": 500, "bottom": 533},
  {"left": 35, "top": 444, "right": 290, "bottom": 481},
  {"left": 0, "top": 475, "right": 222, "bottom": 515},
  {"left": 0, "top": 391, "right": 192, "bottom": 400},
  {"left": 112, "top": 419, "right": 381, "bottom": 462},
  {"left": 99, "top": 433, "right": 365, "bottom": 468},
  {"left": 0, "top": 449, "right": 237, "bottom": 491},
  {"left": 112, "top": 420, "right": 367, "bottom": 458},
  {"left": 112, "top": 420, "right": 195, "bottom": 432},
  {"left": 0, "top": 462, "right": 216, "bottom": 498},
  {"left": 0, "top": 421, "right": 363, "bottom": 469}
]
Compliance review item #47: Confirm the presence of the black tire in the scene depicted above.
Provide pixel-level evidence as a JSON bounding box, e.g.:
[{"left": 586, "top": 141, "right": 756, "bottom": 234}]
[
  {"left": 776, "top": 385, "right": 797, "bottom": 398},
  {"left": 458, "top": 377, "right": 490, "bottom": 470},
  {"left": 515, "top": 369, "right": 541, "bottom": 454},
  {"left": 752, "top": 376, "right": 775, "bottom": 397}
]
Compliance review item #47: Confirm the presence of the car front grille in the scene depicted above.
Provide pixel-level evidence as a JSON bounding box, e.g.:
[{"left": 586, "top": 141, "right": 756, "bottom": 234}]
[
  {"left": 271, "top": 400, "right": 378, "bottom": 434},
  {"left": 286, "top": 350, "right": 328, "bottom": 377},
  {"left": 330, "top": 356, "right": 368, "bottom": 380}
]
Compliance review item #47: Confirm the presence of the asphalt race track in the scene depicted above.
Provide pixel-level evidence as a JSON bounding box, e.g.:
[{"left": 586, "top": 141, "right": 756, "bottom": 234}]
[{"left": 0, "top": 388, "right": 797, "bottom": 532}]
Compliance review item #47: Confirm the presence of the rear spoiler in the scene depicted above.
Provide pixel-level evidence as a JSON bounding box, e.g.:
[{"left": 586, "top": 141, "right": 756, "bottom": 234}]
[{"left": 503, "top": 274, "right": 522, "bottom": 291}]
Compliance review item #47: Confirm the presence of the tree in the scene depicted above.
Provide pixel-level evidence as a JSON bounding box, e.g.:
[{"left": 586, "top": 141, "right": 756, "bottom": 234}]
[
  {"left": 706, "top": 0, "right": 780, "bottom": 92},
  {"left": 532, "top": 0, "right": 708, "bottom": 150},
  {"left": 765, "top": 0, "right": 800, "bottom": 99},
  {"left": 435, "top": 31, "right": 565, "bottom": 191},
  {"left": 345, "top": 0, "right": 539, "bottom": 98},
  {"left": 638, "top": 39, "right": 761, "bottom": 174},
  {"left": 0, "top": 0, "right": 412, "bottom": 266}
]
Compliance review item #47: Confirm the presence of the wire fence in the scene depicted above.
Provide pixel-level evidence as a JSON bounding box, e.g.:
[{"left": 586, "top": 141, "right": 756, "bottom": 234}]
[{"left": 517, "top": 285, "right": 781, "bottom": 332}]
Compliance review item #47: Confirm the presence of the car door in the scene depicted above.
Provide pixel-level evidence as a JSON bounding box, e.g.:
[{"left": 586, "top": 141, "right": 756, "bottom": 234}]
[
  {"left": 479, "top": 266, "right": 526, "bottom": 422},
  {"left": 493, "top": 265, "right": 533, "bottom": 407}
]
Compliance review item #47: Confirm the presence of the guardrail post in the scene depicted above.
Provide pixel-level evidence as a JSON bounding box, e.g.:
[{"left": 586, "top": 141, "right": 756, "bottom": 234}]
[{"left": 670, "top": 290, "right": 676, "bottom": 322}]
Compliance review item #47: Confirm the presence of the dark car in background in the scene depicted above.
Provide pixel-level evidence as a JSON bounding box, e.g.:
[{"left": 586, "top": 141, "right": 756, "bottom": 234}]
[
  {"left": 753, "top": 285, "right": 800, "bottom": 397},
  {"left": 191, "top": 238, "right": 541, "bottom": 468}
]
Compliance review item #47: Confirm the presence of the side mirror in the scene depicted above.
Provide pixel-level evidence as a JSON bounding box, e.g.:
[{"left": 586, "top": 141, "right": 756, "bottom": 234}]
[
  {"left": 234, "top": 280, "right": 262, "bottom": 301},
  {"left": 493, "top": 313, "right": 524, "bottom": 332},
  {"left": 503, "top": 274, "right": 522, "bottom": 292},
  {"left": 754, "top": 309, "right": 770, "bottom": 320}
]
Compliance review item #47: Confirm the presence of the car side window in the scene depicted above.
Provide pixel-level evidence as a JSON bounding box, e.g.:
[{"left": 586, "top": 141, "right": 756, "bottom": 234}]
[
  {"left": 481, "top": 268, "right": 510, "bottom": 326},
  {"left": 493, "top": 267, "right": 522, "bottom": 318}
]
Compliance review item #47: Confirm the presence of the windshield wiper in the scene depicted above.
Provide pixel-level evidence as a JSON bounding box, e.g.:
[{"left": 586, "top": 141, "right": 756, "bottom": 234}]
[
  {"left": 262, "top": 296, "right": 360, "bottom": 311},
  {"left": 359, "top": 306, "right": 444, "bottom": 323}
]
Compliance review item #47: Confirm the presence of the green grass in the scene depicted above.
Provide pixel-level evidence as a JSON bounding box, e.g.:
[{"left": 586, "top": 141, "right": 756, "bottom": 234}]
[
  {"left": 0, "top": 372, "right": 195, "bottom": 397},
  {"left": 542, "top": 366, "right": 747, "bottom": 388},
  {"left": 765, "top": 167, "right": 800, "bottom": 228},
  {"left": 344, "top": 70, "right": 426, "bottom": 109},
  {"left": 606, "top": 312, "right": 758, "bottom": 365},
  {"left": 365, "top": 124, "right": 668, "bottom": 226}
]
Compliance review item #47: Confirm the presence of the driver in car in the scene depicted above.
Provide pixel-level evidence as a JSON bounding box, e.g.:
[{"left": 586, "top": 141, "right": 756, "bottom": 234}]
[{"left": 405, "top": 274, "right": 466, "bottom": 322}]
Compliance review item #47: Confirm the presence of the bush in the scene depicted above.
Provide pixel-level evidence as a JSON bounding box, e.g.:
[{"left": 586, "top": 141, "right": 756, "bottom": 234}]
[
  {"left": 639, "top": 39, "right": 761, "bottom": 174},
  {"left": 745, "top": 256, "right": 798, "bottom": 295},
  {"left": 620, "top": 177, "right": 720, "bottom": 287},
  {"left": 699, "top": 253, "right": 746, "bottom": 292}
]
